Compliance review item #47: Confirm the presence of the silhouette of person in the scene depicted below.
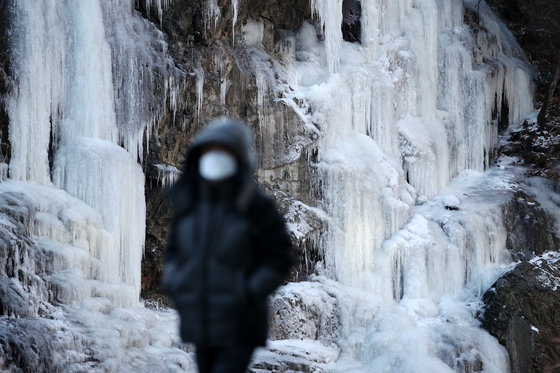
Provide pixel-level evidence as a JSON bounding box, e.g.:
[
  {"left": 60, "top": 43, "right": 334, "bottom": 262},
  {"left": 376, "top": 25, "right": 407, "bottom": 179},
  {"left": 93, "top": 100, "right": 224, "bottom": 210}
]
[{"left": 162, "top": 118, "right": 293, "bottom": 373}]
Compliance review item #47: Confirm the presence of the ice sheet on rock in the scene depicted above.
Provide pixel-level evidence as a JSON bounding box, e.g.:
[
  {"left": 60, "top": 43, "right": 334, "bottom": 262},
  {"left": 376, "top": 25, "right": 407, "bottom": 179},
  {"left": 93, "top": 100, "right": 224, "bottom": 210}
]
[
  {"left": 272, "top": 156, "right": 520, "bottom": 372},
  {"left": 64, "top": 305, "right": 194, "bottom": 373},
  {"left": 0, "top": 181, "right": 141, "bottom": 306},
  {"left": 319, "top": 130, "right": 415, "bottom": 289},
  {"left": 252, "top": 339, "right": 339, "bottom": 372}
]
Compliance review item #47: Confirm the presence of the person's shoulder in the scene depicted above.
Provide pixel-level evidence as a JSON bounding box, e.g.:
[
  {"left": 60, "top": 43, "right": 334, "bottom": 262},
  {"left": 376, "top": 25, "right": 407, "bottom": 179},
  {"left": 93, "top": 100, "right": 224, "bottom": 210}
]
[{"left": 243, "top": 183, "right": 281, "bottom": 217}]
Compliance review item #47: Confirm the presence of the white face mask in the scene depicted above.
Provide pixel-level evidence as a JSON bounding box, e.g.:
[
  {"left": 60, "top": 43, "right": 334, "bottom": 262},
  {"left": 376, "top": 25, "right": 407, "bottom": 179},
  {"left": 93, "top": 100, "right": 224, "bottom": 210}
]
[{"left": 198, "top": 149, "right": 238, "bottom": 181}]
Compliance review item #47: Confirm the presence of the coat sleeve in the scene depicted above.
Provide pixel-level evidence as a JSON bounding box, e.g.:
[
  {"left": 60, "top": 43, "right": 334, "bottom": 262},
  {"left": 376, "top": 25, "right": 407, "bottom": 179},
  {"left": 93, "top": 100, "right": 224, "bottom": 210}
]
[{"left": 246, "top": 193, "right": 294, "bottom": 302}]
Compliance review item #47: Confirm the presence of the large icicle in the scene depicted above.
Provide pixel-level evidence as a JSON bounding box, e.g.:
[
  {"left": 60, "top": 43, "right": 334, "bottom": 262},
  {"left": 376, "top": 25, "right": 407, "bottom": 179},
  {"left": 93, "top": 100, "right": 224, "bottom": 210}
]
[
  {"left": 7, "top": 1, "right": 66, "bottom": 184},
  {"left": 51, "top": 0, "right": 145, "bottom": 304},
  {"left": 7, "top": 0, "right": 148, "bottom": 307},
  {"left": 232, "top": 0, "right": 239, "bottom": 44},
  {"left": 311, "top": 0, "right": 344, "bottom": 74}
]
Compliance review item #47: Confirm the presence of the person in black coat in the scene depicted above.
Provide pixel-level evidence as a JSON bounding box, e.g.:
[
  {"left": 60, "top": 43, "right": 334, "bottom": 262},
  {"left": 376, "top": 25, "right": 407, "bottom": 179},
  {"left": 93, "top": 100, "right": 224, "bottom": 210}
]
[{"left": 162, "top": 118, "right": 293, "bottom": 373}]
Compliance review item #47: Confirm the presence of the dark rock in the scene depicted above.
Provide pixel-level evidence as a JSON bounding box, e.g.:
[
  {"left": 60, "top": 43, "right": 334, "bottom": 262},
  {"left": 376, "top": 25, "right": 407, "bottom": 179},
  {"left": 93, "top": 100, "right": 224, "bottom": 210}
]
[
  {"left": 502, "top": 190, "right": 560, "bottom": 261},
  {"left": 481, "top": 258, "right": 560, "bottom": 373},
  {"left": 481, "top": 177, "right": 560, "bottom": 373},
  {"left": 342, "top": 0, "right": 361, "bottom": 43}
]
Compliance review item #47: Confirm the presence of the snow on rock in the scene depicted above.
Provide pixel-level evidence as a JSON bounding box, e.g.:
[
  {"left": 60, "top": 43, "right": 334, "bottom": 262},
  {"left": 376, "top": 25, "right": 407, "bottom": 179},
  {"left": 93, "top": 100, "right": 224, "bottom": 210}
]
[
  {"left": 252, "top": 339, "right": 339, "bottom": 373},
  {"left": 269, "top": 281, "right": 339, "bottom": 344}
]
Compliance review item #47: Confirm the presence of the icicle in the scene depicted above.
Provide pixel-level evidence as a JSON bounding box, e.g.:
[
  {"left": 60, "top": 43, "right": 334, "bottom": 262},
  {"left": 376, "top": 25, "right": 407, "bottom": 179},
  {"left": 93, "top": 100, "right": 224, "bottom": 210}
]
[
  {"left": 310, "top": 0, "right": 343, "bottom": 74},
  {"left": 0, "top": 163, "right": 8, "bottom": 182},
  {"left": 220, "top": 77, "right": 228, "bottom": 106},
  {"left": 205, "top": 0, "right": 221, "bottom": 30},
  {"left": 195, "top": 68, "right": 205, "bottom": 121},
  {"left": 53, "top": 139, "right": 146, "bottom": 305},
  {"left": 7, "top": 0, "right": 67, "bottom": 184},
  {"left": 155, "top": 164, "right": 181, "bottom": 188},
  {"left": 145, "top": 0, "right": 170, "bottom": 26},
  {"left": 99, "top": 0, "right": 182, "bottom": 163},
  {"left": 165, "top": 75, "right": 179, "bottom": 126},
  {"left": 232, "top": 0, "right": 238, "bottom": 45}
]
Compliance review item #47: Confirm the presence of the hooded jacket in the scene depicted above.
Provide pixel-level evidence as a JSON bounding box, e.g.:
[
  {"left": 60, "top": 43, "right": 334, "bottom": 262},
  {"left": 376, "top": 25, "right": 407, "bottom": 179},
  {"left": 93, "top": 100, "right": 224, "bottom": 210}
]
[{"left": 162, "top": 119, "right": 293, "bottom": 347}]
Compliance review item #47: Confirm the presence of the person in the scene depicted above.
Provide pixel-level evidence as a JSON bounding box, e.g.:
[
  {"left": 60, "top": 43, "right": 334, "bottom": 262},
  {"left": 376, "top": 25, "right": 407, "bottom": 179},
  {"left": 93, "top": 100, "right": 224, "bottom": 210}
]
[{"left": 161, "top": 118, "right": 293, "bottom": 373}]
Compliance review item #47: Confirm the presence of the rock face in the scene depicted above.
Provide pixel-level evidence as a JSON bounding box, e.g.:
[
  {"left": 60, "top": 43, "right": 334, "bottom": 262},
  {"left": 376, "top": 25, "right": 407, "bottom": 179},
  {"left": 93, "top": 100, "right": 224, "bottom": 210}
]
[
  {"left": 502, "top": 191, "right": 560, "bottom": 261},
  {"left": 481, "top": 256, "right": 560, "bottom": 373},
  {"left": 138, "top": 0, "right": 323, "bottom": 300},
  {"left": 477, "top": 3, "right": 560, "bottom": 371},
  {"left": 481, "top": 184, "right": 560, "bottom": 373}
]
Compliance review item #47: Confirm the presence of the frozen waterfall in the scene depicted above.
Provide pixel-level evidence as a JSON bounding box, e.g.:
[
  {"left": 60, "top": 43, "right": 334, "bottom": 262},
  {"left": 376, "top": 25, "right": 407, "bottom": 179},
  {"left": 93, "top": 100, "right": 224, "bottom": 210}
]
[
  {"left": 299, "top": 0, "right": 533, "bottom": 290},
  {"left": 1, "top": 0, "right": 538, "bottom": 371},
  {"left": 2, "top": 0, "right": 192, "bottom": 370},
  {"left": 283, "top": 0, "right": 534, "bottom": 371},
  {"left": 6, "top": 0, "right": 156, "bottom": 307}
]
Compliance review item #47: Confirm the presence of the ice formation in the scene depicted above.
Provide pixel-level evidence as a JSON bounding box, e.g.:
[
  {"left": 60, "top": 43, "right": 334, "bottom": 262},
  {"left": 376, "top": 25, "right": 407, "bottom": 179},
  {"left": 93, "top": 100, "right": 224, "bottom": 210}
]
[
  {"left": 232, "top": 0, "right": 239, "bottom": 44},
  {"left": 291, "top": 0, "right": 533, "bottom": 288},
  {"left": 2, "top": 0, "right": 190, "bottom": 369},
  {"left": 155, "top": 164, "right": 182, "bottom": 188},
  {"left": 205, "top": 0, "right": 221, "bottom": 30},
  {"left": 1, "top": 0, "right": 541, "bottom": 371},
  {"left": 144, "top": 0, "right": 170, "bottom": 26},
  {"left": 279, "top": 0, "right": 534, "bottom": 371},
  {"left": 5, "top": 0, "right": 163, "bottom": 308}
]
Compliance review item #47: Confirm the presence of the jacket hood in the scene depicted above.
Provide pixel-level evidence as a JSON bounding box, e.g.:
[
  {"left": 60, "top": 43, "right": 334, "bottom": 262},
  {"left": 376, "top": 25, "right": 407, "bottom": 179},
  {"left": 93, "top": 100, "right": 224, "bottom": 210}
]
[
  {"left": 186, "top": 118, "right": 256, "bottom": 175},
  {"left": 167, "top": 118, "right": 256, "bottom": 209}
]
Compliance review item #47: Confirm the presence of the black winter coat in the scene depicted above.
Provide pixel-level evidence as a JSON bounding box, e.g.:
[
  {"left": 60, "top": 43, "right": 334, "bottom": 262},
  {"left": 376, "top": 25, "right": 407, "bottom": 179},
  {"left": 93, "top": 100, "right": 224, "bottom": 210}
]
[{"left": 161, "top": 120, "right": 293, "bottom": 348}]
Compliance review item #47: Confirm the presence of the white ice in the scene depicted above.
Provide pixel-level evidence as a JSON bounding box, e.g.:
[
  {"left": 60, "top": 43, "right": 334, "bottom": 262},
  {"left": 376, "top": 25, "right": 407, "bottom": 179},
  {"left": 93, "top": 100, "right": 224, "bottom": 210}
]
[{"left": 277, "top": 0, "right": 534, "bottom": 371}]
